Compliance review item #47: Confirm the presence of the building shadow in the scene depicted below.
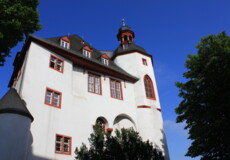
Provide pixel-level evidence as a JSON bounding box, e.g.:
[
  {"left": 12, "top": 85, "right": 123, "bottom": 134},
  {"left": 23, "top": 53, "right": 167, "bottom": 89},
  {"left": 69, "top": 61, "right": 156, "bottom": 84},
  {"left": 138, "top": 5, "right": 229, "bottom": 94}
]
[
  {"left": 27, "top": 130, "right": 52, "bottom": 160},
  {"left": 160, "top": 129, "right": 170, "bottom": 160}
]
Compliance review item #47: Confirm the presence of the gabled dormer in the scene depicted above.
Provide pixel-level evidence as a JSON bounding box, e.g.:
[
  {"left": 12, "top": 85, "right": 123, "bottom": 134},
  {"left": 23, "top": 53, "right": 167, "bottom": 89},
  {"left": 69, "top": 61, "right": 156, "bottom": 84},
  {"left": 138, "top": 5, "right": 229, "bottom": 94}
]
[
  {"left": 82, "top": 45, "right": 93, "bottom": 58},
  {"left": 101, "top": 54, "right": 109, "bottom": 65},
  {"left": 60, "top": 36, "right": 70, "bottom": 49}
]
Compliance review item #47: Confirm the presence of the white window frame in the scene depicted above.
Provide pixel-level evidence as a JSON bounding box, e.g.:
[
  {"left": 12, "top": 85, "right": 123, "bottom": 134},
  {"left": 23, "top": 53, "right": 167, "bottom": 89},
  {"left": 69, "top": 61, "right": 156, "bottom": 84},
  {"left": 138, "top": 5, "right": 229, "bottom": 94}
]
[
  {"left": 83, "top": 49, "right": 91, "bottom": 58},
  {"left": 61, "top": 40, "right": 69, "bottom": 49},
  {"left": 101, "top": 58, "right": 109, "bottom": 65}
]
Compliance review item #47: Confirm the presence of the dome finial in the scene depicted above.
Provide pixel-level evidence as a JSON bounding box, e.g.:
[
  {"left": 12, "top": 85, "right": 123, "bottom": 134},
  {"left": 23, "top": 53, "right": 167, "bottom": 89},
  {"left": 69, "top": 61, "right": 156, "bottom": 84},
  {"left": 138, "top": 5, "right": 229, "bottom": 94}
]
[{"left": 122, "top": 19, "right": 126, "bottom": 26}]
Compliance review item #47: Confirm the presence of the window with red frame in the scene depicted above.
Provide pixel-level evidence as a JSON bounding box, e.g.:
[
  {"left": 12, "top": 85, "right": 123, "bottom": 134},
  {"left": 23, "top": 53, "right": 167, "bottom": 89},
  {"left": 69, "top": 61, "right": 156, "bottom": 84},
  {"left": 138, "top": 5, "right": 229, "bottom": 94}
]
[
  {"left": 142, "top": 58, "right": 147, "bottom": 66},
  {"left": 50, "top": 55, "right": 64, "bottom": 72},
  {"left": 144, "top": 75, "right": 156, "bottom": 100},
  {"left": 55, "top": 134, "right": 71, "bottom": 155},
  {"left": 110, "top": 79, "right": 122, "bottom": 100},
  {"left": 88, "top": 73, "right": 101, "bottom": 94},
  {"left": 45, "top": 88, "right": 62, "bottom": 108}
]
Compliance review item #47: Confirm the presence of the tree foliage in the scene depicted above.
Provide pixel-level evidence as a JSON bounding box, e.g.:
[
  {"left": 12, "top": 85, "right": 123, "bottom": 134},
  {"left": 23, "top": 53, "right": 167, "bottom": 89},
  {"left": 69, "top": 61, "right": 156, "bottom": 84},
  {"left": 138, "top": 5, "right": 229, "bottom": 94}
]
[
  {"left": 75, "top": 126, "right": 164, "bottom": 160},
  {"left": 0, "top": 0, "right": 41, "bottom": 66},
  {"left": 175, "top": 31, "right": 230, "bottom": 160}
]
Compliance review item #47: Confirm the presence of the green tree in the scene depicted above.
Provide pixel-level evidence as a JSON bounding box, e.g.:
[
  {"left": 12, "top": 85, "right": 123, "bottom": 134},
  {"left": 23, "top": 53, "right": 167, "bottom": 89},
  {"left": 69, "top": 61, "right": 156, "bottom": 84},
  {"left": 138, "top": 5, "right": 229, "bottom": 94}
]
[
  {"left": 75, "top": 125, "right": 164, "bottom": 160},
  {"left": 175, "top": 32, "right": 230, "bottom": 160},
  {"left": 0, "top": 0, "right": 41, "bottom": 66}
]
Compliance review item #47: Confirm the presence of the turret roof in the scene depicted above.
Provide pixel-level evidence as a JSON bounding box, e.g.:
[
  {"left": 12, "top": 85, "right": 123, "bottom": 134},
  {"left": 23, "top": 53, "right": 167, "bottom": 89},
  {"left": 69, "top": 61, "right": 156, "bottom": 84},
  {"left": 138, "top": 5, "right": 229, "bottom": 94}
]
[
  {"left": 113, "top": 43, "right": 148, "bottom": 56},
  {"left": 0, "top": 88, "right": 33, "bottom": 121},
  {"left": 118, "top": 25, "right": 132, "bottom": 32}
]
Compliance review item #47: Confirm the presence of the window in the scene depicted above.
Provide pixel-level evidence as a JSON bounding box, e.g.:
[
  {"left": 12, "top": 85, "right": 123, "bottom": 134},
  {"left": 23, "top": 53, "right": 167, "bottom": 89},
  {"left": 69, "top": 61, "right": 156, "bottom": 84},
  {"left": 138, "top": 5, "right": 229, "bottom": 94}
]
[
  {"left": 142, "top": 58, "right": 147, "bottom": 66},
  {"left": 144, "top": 75, "right": 156, "bottom": 100},
  {"left": 101, "top": 54, "right": 109, "bottom": 65},
  {"left": 60, "top": 36, "right": 70, "bottom": 49},
  {"left": 101, "top": 58, "right": 109, "bottom": 65},
  {"left": 124, "top": 35, "right": 128, "bottom": 41},
  {"left": 61, "top": 40, "right": 68, "bottom": 49},
  {"left": 88, "top": 73, "right": 101, "bottom": 94},
  {"left": 123, "top": 44, "right": 128, "bottom": 49},
  {"left": 83, "top": 49, "right": 91, "bottom": 58},
  {"left": 55, "top": 134, "right": 71, "bottom": 155},
  {"left": 49, "top": 55, "right": 64, "bottom": 73},
  {"left": 45, "top": 88, "right": 62, "bottom": 108},
  {"left": 110, "top": 79, "right": 123, "bottom": 100},
  {"left": 61, "top": 40, "right": 69, "bottom": 49},
  {"left": 129, "top": 36, "right": 133, "bottom": 42}
]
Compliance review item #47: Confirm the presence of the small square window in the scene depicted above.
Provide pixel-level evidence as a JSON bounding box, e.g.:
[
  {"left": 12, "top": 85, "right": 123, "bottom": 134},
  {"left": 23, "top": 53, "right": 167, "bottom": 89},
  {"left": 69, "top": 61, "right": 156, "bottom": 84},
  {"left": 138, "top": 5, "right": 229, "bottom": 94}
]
[
  {"left": 83, "top": 50, "right": 91, "bottom": 58},
  {"left": 142, "top": 58, "right": 147, "bottom": 66},
  {"left": 55, "top": 134, "right": 71, "bottom": 155},
  {"left": 49, "top": 55, "right": 64, "bottom": 73},
  {"left": 45, "top": 88, "right": 62, "bottom": 108}
]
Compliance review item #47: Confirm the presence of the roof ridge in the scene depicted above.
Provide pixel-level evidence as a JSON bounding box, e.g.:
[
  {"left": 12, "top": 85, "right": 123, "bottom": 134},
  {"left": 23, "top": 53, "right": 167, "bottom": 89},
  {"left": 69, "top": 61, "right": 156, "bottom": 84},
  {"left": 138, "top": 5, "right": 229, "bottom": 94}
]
[{"left": 10, "top": 35, "right": 139, "bottom": 83}]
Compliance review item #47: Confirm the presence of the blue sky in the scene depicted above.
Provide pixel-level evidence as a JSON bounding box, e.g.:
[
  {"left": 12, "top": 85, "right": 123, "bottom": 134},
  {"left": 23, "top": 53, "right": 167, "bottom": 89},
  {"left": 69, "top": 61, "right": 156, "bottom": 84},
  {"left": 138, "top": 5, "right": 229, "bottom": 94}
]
[{"left": 1, "top": 0, "right": 230, "bottom": 159}]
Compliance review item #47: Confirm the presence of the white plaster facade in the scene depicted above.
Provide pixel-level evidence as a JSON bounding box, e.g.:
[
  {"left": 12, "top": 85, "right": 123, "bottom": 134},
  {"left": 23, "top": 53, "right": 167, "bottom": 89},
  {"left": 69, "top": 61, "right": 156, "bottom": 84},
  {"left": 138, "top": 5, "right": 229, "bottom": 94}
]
[{"left": 3, "top": 26, "right": 169, "bottom": 160}]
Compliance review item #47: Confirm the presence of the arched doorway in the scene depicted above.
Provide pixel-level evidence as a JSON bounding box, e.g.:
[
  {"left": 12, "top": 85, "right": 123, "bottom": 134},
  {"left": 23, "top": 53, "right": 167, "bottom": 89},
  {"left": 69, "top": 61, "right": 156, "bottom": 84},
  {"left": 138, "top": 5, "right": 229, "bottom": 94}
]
[
  {"left": 113, "top": 114, "right": 136, "bottom": 131},
  {"left": 95, "top": 117, "right": 108, "bottom": 132}
]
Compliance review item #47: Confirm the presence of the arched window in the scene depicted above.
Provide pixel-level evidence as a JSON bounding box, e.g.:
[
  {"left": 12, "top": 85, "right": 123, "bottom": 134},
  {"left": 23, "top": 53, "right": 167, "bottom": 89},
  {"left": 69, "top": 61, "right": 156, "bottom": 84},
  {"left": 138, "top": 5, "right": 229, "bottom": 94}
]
[
  {"left": 96, "top": 117, "right": 107, "bottom": 133},
  {"left": 144, "top": 75, "right": 156, "bottom": 100},
  {"left": 124, "top": 35, "right": 128, "bottom": 41},
  {"left": 129, "top": 36, "right": 132, "bottom": 42}
]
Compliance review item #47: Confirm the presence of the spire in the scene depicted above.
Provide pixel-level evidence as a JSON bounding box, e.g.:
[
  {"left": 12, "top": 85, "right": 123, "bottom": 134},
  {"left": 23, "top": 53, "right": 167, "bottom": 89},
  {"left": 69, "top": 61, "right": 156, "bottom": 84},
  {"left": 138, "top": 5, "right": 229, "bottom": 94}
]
[{"left": 122, "top": 19, "right": 126, "bottom": 26}]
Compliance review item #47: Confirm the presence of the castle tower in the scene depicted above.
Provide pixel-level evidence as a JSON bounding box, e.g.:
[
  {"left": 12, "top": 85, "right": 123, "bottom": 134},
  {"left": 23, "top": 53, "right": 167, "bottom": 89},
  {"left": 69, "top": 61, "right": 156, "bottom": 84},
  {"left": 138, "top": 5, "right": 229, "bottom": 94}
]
[
  {"left": 113, "top": 21, "right": 169, "bottom": 159},
  {"left": 0, "top": 89, "right": 33, "bottom": 160}
]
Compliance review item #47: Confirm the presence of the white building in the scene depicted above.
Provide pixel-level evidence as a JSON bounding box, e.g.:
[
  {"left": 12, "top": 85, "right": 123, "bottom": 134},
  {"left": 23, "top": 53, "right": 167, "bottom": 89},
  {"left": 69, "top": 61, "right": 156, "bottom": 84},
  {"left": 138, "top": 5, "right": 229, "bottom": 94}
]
[{"left": 0, "top": 24, "right": 169, "bottom": 160}]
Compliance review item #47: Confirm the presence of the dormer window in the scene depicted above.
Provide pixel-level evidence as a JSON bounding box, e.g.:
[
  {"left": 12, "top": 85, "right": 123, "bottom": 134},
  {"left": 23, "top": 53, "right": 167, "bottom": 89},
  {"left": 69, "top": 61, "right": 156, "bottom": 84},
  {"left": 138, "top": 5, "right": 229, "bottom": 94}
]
[
  {"left": 83, "top": 49, "right": 91, "bottom": 58},
  {"left": 82, "top": 46, "right": 93, "bottom": 58},
  {"left": 101, "top": 58, "right": 109, "bottom": 65},
  {"left": 101, "top": 54, "right": 109, "bottom": 65},
  {"left": 61, "top": 40, "right": 68, "bottom": 49},
  {"left": 60, "top": 36, "right": 70, "bottom": 49},
  {"left": 123, "top": 44, "right": 128, "bottom": 49}
]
